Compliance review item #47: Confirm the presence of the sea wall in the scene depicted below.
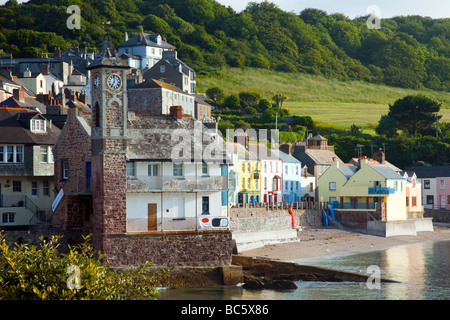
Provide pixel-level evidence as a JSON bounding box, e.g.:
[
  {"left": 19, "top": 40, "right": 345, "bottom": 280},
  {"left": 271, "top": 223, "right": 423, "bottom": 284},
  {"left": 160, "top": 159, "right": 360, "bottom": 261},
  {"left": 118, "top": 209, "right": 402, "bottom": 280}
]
[{"left": 229, "top": 207, "right": 322, "bottom": 251}]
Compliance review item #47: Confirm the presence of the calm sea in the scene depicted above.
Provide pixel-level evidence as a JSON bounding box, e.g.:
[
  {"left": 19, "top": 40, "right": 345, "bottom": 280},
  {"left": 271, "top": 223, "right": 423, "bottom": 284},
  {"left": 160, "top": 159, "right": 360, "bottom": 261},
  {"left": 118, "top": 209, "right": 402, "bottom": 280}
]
[{"left": 158, "top": 239, "right": 450, "bottom": 300}]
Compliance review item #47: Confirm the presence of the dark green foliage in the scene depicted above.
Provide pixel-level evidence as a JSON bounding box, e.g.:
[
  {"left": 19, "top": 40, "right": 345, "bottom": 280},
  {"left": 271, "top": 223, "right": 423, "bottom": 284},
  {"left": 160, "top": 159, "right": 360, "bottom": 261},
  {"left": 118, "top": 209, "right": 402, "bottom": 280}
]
[{"left": 1, "top": 0, "right": 449, "bottom": 90}]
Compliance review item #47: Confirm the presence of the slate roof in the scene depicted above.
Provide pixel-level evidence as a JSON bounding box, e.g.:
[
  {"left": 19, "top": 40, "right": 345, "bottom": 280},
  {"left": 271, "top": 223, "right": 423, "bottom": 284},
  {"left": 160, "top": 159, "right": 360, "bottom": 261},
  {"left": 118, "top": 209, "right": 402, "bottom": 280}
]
[
  {"left": 87, "top": 37, "right": 130, "bottom": 70},
  {"left": 405, "top": 166, "right": 450, "bottom": 178},
  {"left": 368, "top": 163, "right": 405, "bottom": 179},
  {"left": 338, "top": 164, "right": 358, "bottom": 178},
  {"left": 0, "top": 96, "right": 47, "bottom": 114},
  {"left": 0, "top": 108, "right": 61, "bottom": 145},
  {"left": 272, "top": 149, "right": 301, "bottom": 163},
  {"left": 306, "top": 149, "right": 342, "bottom": 165},
  {"left": 126, "top": 115, "right": 229, "bottom": 163},
  {"left": 117, "top": 33, "right": 175, "bottom": 50}
]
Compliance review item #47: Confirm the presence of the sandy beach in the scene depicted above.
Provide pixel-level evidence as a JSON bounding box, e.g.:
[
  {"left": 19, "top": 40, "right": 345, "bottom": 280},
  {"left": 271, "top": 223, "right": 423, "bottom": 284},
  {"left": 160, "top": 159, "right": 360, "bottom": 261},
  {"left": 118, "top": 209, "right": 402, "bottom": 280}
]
[{"left": 240, "top": 224, "right": 450, "bottom": 261}]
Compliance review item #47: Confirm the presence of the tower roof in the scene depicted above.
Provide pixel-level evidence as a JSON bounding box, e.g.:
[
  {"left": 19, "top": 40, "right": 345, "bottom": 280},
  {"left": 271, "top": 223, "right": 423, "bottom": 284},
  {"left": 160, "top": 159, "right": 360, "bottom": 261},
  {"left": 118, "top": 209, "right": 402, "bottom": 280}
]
[{"left": 87, "top": 37, "right": 130, "bottom": 70}]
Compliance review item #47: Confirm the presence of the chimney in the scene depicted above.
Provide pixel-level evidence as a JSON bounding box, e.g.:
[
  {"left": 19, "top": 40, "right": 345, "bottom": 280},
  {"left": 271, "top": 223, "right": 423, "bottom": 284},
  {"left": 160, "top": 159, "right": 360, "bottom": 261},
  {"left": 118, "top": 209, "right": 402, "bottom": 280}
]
[
  {"left": 54, "top": 47, "right": 61, "bottom": 58},
  {"left": 280, "top": 143, "right": 292, "bottom": 155},
  {"left": 23, "top": 68, "right": 31, "bottom": 78},
  {"left": 358, "top": 156, "right": 368, "bottom": 168},
  {"left": 79, "top": 91, "right": 87, "bottom": 104},
  {"left": 41, "top": 63, "right": 49, "bottom": 75},
  {"left": 70, "top": 91, "right": 77, "bottom": 102},
  {"left": 169, "top": 105, "right": 183, "bottom": 120},
  {"left": 372, "top": 149, "right": 385, "bottom": 164},
  {"left": 234, "top": 134, "right": 249, "bottom": 149},
  {"left": 13, "top": 88, "right": 25, "bottom": 102}
]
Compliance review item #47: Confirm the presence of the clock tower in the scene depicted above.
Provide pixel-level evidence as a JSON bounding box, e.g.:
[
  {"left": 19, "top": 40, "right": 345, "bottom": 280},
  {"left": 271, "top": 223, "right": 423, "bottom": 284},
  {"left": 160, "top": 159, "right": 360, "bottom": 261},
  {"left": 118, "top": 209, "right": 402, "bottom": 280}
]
[{"left": 86, "top": 37, "right": 131, "bottom": 251}]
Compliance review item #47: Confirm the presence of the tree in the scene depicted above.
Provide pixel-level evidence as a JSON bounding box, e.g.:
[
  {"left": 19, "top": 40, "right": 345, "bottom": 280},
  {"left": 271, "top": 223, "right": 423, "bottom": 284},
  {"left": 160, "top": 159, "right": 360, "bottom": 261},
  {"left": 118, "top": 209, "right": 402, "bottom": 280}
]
[
  {"left": 238, "top": 91, "right": 261, "bottom": 108},
  {"left": 387, "top": 95, "right": 442, "bottom": 137},
  {"left": 205, "top": 87, "right": 225, "bottom": 105},
  {"left": 375, "top": 115, "right": 399, "bottom": 138},
  {"left": 0, "top": 234, "right": 161, "bottom": 300},
  {"left": 223, "top": 94, "right": 240, "bottom": 109}
]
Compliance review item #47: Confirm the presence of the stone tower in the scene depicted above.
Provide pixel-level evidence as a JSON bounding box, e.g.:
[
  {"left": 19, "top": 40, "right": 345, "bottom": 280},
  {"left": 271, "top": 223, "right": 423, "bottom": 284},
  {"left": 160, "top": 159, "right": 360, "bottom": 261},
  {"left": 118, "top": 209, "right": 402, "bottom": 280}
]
[{"left": 86, "top": 37, "right": 131, "bottom": 253}]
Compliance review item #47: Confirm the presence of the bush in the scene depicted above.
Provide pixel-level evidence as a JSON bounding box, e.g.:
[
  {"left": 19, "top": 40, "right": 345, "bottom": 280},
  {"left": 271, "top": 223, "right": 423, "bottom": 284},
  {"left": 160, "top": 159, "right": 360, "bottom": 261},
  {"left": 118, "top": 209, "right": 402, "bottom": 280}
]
[{"left": 0, "top": 233, "right": 162, "bottom": 300}]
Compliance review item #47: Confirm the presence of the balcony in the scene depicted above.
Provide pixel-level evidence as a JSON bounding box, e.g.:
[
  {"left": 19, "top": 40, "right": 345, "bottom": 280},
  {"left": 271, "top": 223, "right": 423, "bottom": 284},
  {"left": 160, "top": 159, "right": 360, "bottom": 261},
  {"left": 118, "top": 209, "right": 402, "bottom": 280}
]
[
  {"left": 368, "top": 187, "right": 395, "bottom": 195},
  {"left": 331, "top": 201, "right": 376, "bottom": 210},
  {"left": 127, "top": 175, "right": 227, "bottom": 193}
]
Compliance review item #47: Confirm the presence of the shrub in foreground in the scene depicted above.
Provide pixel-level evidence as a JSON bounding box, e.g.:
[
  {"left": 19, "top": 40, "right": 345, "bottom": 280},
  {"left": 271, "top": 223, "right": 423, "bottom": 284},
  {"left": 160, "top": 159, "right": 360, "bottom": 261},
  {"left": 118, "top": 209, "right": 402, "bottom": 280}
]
[{"left": 0, "top": 233, "right": 162, "bottom": 300}]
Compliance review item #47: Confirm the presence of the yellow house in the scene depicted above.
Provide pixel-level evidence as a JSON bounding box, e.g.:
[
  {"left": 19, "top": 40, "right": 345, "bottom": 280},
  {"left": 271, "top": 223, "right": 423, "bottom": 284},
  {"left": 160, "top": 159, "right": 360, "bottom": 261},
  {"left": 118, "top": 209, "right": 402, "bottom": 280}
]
[
  {"left": 227, "top": 142, "right": 261, "bottom": 206},
  {"left": 319, "top": 157, "right": 408, "bottom": 226}
]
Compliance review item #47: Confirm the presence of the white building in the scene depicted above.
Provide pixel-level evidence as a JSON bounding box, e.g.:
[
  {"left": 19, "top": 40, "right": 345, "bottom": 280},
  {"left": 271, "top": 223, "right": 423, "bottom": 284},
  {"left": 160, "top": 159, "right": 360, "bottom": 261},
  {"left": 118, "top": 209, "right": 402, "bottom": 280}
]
[{"left": 117, "top": 32, "right": 176, "bottom": 70}]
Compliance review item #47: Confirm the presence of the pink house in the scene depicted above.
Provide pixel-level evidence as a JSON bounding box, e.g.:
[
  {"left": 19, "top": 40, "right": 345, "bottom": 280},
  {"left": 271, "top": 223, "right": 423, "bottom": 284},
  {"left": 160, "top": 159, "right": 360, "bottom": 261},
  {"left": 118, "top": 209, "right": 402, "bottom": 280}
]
[{"left": 437, "top": 177, "right": 450, "bottom": 210}]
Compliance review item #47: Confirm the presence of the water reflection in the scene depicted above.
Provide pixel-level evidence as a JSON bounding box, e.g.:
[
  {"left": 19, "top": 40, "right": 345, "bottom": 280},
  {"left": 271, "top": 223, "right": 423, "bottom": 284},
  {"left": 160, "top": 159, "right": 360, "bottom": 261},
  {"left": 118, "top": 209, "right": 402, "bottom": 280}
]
[{"left": 159, "top": 240, "right": 450, "bottom": 300}]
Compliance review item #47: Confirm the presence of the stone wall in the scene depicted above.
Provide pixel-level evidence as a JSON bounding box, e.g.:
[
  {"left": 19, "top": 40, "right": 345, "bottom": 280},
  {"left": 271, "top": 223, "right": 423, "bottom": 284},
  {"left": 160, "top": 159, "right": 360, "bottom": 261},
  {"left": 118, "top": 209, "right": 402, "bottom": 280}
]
[
  {"left": 229, "top": 207, "right": 322, "bottom": 233},
  {"left": 424, "top": 209, "right": 450, "bottom": 223},
  {"left": 102, "top": 230, "right": 233, "bottom": 267}
]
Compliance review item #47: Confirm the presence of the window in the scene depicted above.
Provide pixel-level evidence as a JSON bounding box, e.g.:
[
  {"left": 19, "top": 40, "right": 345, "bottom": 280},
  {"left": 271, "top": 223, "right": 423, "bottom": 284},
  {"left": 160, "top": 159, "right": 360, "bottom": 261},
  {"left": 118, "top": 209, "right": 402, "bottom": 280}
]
[
  {"left": 62, "top": 161, "right": 69, "bottom": 180},
  {"left": 427, "top": 195, "right": 434, "bottom": 204},
  {"left": 31, "top": 119, "right": 46, "bottom": 132},
  {"left": 285, "top": 181, "right": 288, "bottom": 190},
  {"left": 310, "top": 182, "right": 314, "bottom": 192},
  {"left": 424, "top": 180, "right": 430, "bottom": 189},
  {"left": 43, "top": 181, "right": 49, "bottom": 196},
  {"left": 173, "top": 163, "right": 183, "bottom": 176},
  {"left": 202, "top": 196, "right": 209, "bottom": 214},
  {"left": 296, "top": 166, "right": 299, "bottom": 175},
  {"left": 242, "top": 178, "right": 245, "bottom": 189},
  {"left": 160, "top": 65, "right": 165, "bottom": 73},
  {"left": 40, "top": 80, "right": 43, "bottom": 88},
  {"left": 2, "top": 213, "right": 15, "bottom": 224},
  {"left": 247, "top": 178, "right": 250, "bottom": 189},
  {"left": 13, "top": 181, "right": 21, "bottom": 192},
  {"left": 40, "top": 146, "right": 48, "bottom": 163},
  {"left": 32, "top": 181, "right": 38, "bottom": 197},
  {"left": 0, "top": 145, "right": 24, "bottom": 163},
  {"left": 264, "top": 162, "right": 267, "bottom": 172},
  {"left": 412, "top": 197, "right": 417, "bottom": 207},
  {"left": 291, "top": 181, "right": 294, "bottom": 191},
  {"left": 440, "top": 180, "right": 445, "bottom": 190},
  {"left": 296, "top": 181, "right": 299, "bottom": 190},
  {"left": 254, "top": 179, "right": 258, "bottom": 190},
  {"left": 247, "top": 162, "right": 251, "bottom": 173},
  {"left": 148, "top": 164, "right": 158, "bottom": 176},
  {"left": 242, "top": 162, "right": 245, "bottom": 173},
  {"left": 202, "top": 162, "right": 208, "bottom": 175},
  {"left": 285, "top": 165, "right": 288, "bottom": 175},
  {"left": 329, "top": 182, "right": 336, "bottom": 191},
  {"left": 264, "top": 177, "right": 268, "bottom": 189}
]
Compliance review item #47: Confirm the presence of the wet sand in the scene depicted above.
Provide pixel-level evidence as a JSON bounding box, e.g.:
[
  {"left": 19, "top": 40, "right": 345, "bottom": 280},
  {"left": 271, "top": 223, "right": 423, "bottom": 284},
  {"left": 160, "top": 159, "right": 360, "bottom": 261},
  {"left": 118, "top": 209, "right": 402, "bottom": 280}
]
[{"left": 240, "top": 224, "right": 450, "bottom": 261}]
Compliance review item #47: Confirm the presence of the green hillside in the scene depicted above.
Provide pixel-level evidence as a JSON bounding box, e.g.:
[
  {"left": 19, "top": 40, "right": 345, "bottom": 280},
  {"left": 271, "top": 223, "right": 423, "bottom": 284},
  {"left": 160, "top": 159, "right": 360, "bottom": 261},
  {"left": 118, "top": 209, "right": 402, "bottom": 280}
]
[
  {"left": 1, "top": 0, "right": 449, "bottom": 92},
  {"left": 197, "top": 67, "right": 450, "bottom": 132}
]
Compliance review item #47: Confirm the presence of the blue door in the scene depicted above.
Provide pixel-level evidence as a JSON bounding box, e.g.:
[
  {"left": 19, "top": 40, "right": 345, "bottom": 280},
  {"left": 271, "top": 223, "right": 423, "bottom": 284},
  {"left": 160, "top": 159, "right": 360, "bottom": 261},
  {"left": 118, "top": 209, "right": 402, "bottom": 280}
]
[{"left": 86, "top": 162, "right": 91, "bottom": 190}]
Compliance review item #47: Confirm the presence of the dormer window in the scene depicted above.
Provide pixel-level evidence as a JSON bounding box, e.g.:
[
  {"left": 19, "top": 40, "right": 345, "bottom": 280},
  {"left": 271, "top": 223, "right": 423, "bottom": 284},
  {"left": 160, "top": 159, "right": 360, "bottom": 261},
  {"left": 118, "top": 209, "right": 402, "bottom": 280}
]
[
  {"left": 160, "top": 65, "right": 165, "bottom": 73},
  {"left": 31, "top": 119, "right": 46, "bottom": 132}
]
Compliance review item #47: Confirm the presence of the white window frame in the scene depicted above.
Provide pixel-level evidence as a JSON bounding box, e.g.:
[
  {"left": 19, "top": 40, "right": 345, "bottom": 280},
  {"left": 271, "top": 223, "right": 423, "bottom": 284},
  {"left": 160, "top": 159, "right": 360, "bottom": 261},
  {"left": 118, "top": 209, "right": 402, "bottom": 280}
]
[
  {"left": 173, "top": 163, "right": 183, "bottom": 176},
  {"left": 148, "top": 164, "right": 159, "bottom": 176},
  {"left": 31, "top": 119, "right": 46, "bottom": 132},
  {"left": 0, "top": 145, "right": 24, "bottom": 163},
  {"left": 2, "top": 212, "right": 15, "bottom": 224},
  {"left": 62, "top": 161, "right": 69, "bottom": 180}
]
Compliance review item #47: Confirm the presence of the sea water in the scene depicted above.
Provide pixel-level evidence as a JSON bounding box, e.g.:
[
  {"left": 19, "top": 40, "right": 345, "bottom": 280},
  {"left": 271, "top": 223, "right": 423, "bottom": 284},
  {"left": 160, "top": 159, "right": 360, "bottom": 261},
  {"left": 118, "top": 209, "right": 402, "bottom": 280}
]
[{"left": 158, "top": 239, "right": 450, "bottom": 300}]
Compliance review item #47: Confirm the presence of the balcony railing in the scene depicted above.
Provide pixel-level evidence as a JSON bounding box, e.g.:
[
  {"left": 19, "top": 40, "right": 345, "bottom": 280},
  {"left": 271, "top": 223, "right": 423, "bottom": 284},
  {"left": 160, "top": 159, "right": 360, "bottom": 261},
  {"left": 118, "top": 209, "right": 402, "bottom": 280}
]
[
  {"left": 331, "top": 201, "right": 376, "bottom": 210},
  {"left": 127, "top": 175, "right": 227, "bottom": 192},
  {"left": 368, "top": 187, "right": 395, "bottom": 195}
]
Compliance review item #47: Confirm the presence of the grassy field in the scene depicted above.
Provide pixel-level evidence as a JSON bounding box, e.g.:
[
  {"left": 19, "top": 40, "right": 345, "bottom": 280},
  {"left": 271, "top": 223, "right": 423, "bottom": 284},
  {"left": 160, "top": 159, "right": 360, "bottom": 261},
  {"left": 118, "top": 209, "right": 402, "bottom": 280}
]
[
  {"left": 285, "top": 101, "right": 450, "bottom": 134},
  {"left": 197, "top": 67, "right": 450, "bottom": 132}
]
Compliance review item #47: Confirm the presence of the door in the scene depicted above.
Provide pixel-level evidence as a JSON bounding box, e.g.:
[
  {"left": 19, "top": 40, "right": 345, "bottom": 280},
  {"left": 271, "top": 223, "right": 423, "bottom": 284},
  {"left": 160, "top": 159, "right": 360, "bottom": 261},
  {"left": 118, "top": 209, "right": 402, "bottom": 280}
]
[
  {"left": 441, "top": 195, "right": 446, "bottom": 209},
  {"left": 147, "top": 203, "right": 157, "bottom": 231}
]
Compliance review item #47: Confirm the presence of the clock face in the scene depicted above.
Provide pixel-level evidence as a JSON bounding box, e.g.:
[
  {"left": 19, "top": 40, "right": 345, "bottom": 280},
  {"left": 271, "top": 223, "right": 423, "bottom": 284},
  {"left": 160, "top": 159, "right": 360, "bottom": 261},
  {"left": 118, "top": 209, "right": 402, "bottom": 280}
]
[
  {"left": 94, "top": 76, "right": 100, "bottom": 89},
  {"left": 108, "top": 75, "right": 121, "bottom": 90}
]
